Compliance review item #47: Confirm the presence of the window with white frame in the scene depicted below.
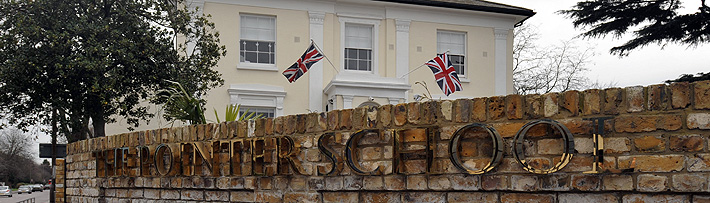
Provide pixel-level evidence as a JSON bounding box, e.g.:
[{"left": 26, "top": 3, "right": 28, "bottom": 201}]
[
  {"left": 239, "top": 106, "right": 275, "bottom": 118},
  {"left": 344, "top": 23, "right": 373, "bottom": 71},
  {"left": 240, "top": 14, "right": 276, "bottom": 65},
  {"left": 228, "top": 84, "right": 285, "bottom": 118},
  {"left": 437, "top": 31, "right": 466, "bottom": 77}
]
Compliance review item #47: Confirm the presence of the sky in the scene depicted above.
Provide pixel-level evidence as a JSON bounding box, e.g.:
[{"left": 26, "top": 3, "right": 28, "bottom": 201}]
[{"left": 493, "top": 0, "right": 710, "bottom": 87}]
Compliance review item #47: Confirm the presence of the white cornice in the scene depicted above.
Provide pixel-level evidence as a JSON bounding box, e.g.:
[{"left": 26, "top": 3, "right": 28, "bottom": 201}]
[
  {"left": 228, "top": 84, "right": 287, "bottom": 97},
  {"left": 395, "top": 19, "right": 411, "bottom": 32},
  {"left": 494, "top": 28, "right": 509, "bottom": 40},
  {"left": 324, "top": 74, "right": 411, "bottom": 99},
  {"left": 309, "top": 11, "right": 325, "bottom": 25},
  {"left": 204, "top": 0, "right": 521, "bottom": 29}
]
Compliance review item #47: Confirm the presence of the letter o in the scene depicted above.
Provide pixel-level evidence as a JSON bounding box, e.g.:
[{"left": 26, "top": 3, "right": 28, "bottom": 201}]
[
  {"left": 449, "top": 123, "right": 504, "bottom": 174},
  {"left": 154, "top": 144, "right": 173, "bottom": 176},
  {"left": 512, "top": 119, "right": 575, "bottom": 174}
]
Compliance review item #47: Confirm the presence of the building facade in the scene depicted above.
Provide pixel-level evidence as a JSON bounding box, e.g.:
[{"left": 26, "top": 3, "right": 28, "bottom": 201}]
[{"left": 107, "top": 0, "right": 533, "bottom": 135}]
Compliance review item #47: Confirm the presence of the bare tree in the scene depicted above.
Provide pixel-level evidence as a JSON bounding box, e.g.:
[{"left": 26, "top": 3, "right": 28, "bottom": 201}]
[
  {"left": 513, "top": 24, "right": 603, "bottom": 95},
  {"left": 0, "top": 128, "right": 34, "bottom": 158},
  {"left": 0, "top": 128, "right": 38, "bottom": 186}
]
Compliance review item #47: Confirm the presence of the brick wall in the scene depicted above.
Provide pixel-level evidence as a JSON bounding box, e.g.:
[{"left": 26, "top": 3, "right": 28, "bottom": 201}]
[
  {"left": 54, "top": 159, "right": 65, "bottom": 203},
  {"left": 60, "top": 81, "right": 710, "bottom": 202}
]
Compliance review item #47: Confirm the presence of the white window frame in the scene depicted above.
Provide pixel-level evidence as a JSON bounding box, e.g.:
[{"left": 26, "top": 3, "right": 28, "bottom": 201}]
[
  {"left": 239, "top": 106, "right": 276, "bottom": 118},
  {"left": 228, "top": 84, "right": 286, "bottom": 117},
  {"left": 437, "top": 30, "right": 467, "bottom": 80},
  {"left": 339, "top": 16, "right": 380, "bottom": 75},
  {"left": 238, "top": 14, "right": 278, "bottom": 71},
  {"left": 343, "top": 23, "right": 374, "bottom": 72}
]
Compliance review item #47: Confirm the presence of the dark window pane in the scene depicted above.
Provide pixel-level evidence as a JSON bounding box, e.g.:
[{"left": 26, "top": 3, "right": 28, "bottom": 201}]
[
  {"left": 240, "top": 40, "right": 275, "bottom": 64},
  {"left": 258, "top": 41, "right": 272, "bottom": 52},
  {"left": 451, "top": 55, "right": 464, "bottom": 64},
  {"left": 245, "top": 52, "right": 257, "bottom": 63},
  {"left": 346, "top": 49, "right": 358, "bottom": 59},
  {"left": 346, "top": 59, "right": 358, "bottom": 70},
  {"left": 360, "top": 49, "right": 371, "bottom": 60},
  {"left": 245, "top": 41, "right": 257, "bottom": 51},
  {"left": 345, "top": 48, "right": 373, "bottom": 71},
  {"left": 359, "top": 60, "right": 369, "bottom": 71},
  {"left": 257, "top": 53, "right": 270, "bottom": 63},
  {"left": 454, "top": 65, "right": 464, "bottom": 75},
  {"left": 450, "top": 55, "right": 465, "bottom": 75}
]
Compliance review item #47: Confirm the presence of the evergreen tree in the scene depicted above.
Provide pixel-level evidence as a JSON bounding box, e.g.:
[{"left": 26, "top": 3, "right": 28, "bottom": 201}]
[
  {"left": 561, "top": 0, "right": 710, "bottom": 55},
  {"left": 561, "top": 0, "right": 710, "bottom": 82}
]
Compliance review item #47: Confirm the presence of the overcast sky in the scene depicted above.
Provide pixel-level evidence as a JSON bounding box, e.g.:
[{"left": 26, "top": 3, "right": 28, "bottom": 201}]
[{"left": 493, "top": 0, "right": 710, "bottom": 87}]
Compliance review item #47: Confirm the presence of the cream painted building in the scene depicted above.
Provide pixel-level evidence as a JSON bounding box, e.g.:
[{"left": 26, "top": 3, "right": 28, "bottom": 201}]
[{"left": 107, "top": 0, "right": 534, "bottom": 135}]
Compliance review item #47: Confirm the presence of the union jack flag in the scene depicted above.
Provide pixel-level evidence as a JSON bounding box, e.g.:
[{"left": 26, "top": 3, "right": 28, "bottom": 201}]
[
  {"left": 426, "top": 53, "right": 463, "bottom": 96},
  {"left": 282, "top": 42, "right": 324, "bottom": 83}
]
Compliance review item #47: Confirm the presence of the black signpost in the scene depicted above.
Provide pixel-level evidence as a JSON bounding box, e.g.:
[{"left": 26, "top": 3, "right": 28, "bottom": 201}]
[{"left": 39, "top": 143, "right": 66, "bottom": 158}]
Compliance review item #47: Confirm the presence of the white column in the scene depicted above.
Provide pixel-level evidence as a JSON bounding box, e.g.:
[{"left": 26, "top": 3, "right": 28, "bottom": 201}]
[
  {"left": 309, "top": 11, "right": 325, "bottom": 112},
  {"left": 388, "top": 98, "right": 400, "bottom": 105},
  {"left": 395, "top": 19, "right": 411, "bottom": 79},
  {"left": 396, "top": 19, "right": 411, "bottom": 103},
  {"left": 327, "top": 95, "right": 336, "bottom": 111},
  {"left": 494, "top": 28, "right": 509, "bottom": 96},
  {"left": 276, "top": 97, "right": 285, "bottom": 117},
  {"left": 342, "top": 95, "right": 354, "bottom": 109}
]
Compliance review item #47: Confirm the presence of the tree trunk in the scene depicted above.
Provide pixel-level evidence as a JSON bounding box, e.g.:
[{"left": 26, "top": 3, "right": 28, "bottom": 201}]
[
  {"left": 92, "top": 106, "right": 106, "bottom": 138},
  {"left": 92, "top": 115, "right": 106, "bottom": 138}
]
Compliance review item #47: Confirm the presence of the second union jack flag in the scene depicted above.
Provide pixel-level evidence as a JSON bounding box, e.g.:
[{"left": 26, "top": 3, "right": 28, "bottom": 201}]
[
  {"left": 282, "top": 42, "right": 324, "bottom": 83},
  {"left": 426, "top": 53, "right": 463, "bottom": 96}
]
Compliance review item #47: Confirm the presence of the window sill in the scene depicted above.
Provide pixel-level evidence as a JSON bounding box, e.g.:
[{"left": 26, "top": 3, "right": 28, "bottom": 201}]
[
  {"left": 237, "top": 63, "right": 278, "bottom": 71},
  {"left": 459, "top": 77, "right": 470, "bottom": 83},
  {"left": 341, "top": 69, "right": 377, "bottom": 76}
]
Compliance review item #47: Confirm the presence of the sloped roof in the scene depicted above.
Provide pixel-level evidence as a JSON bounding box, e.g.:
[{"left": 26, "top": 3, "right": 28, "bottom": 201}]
[{"left": 374, "top": 0, "right": 535, "bottom": 16}]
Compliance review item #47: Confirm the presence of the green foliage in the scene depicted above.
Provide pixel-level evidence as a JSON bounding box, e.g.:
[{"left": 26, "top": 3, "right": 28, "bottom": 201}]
[
  {"left": 214, "top": 104, "right": 263, "bottom": 123},
  {"left": 666, "top": 72, "right": 710, "bottom": 83},
  {"left": 0, "top": 0, "right": 225, "bottom": 142},
  {"left": 561, "top": 0, "right": 710, "bottom": 56},
  {"left": 156, "top": 81, "right": 206, "bottom": 125}
]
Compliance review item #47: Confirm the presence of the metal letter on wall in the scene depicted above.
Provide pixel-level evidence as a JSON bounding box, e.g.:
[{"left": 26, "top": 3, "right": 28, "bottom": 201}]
[
  {"left": 94, "top": 151, "right": 106, "bottom": 177},
  {"left": 252, "top": 138, "right": 266, "bottom": 176},
  {"left": 449, "top": 123, "right": 503, "bottom": 174},
  {"left": 180, "top": 143, "right": 194, "bottom": 176},
  {"left": 136, "top": 146, "right": 151, "bottom": 176},
  {"left": 105, "top": 149, "right": 116, "bottom": 177},
  {"left": 345, "top": 129, "right": 385, "bottom": 175},
  {"left": 393, "top": 128, "right": 434, "bottom": 174},
  {"left": 231, "top": 140, "right": 247, "bottom": 176},
  {"left": 212, "top": 141, "right": 231, "bottom": 176},
  {"left": 119, "top": 147, "right": 130, "bottom": 176},
  {"left": 513, "top": 119, "right": 575, "bottom": 174},
  {"left": 317, "top": 133, "right": 343, "bottom": 176},
  {"left": 154, "top": 144, "right": 173, "bottom": 176},
  {"left": 192, "top": 142, "right": 214, "bottom": 176},
  {"left": 583, "top": 117, "right": 612, "bottom": 174},
  {"left": 277, "top": 136, "right": 306, "bottom": 175}
]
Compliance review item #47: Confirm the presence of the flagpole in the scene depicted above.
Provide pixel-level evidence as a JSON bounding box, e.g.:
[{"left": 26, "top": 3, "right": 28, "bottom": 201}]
[
  {"left": 398, "top": 63, "right": 427, "bottom": 79},
  {"left": 311, "top": 39, "right": 340, "bottom": 74},
  {"left": 398, "top": 51, "right": 451, "bottom": 79}
]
